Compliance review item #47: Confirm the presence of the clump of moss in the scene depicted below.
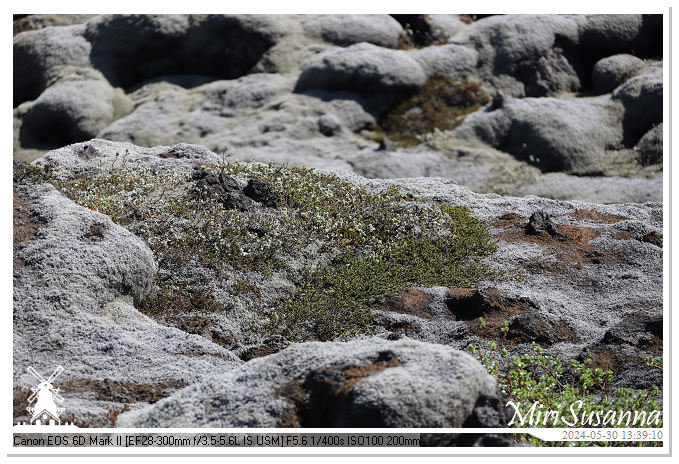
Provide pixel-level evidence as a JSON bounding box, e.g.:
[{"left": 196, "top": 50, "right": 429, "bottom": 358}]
[
  {"left": 379, "top": 74, "right": 490, "bottom": 146},
  {"left": 59, "top": 161, "right": 500, "bottom": 342}
]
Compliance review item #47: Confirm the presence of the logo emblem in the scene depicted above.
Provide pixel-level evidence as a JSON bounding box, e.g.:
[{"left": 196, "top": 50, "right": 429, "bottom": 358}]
[
  {"left": 14, "top": 365, "right": 77, "bottom": 429},
  {"left": 26, "top": 365, "right": 65, "bottom": 425}
]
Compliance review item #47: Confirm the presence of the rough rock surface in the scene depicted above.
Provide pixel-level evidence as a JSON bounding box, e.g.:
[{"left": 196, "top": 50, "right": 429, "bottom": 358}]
[
  {"left": 578, "top": 14, "right": 661, "bottom": 64},
  {"left": 635, "top": 123, "right": 663, "bottom": 166},
  {"left": 13, "top": 178, "right": 240, "bottom": 424},
  {"left": 17, "top": 72, "right": 131, "bottom": 150},
  {"left": 592, "top": 54, "right": 646, "bottom": 93},
  {"left": 117, "top": 338, "right": 502, "bottom": 428},
  {"left": 13, "top": 14, "right": 663, "bottom": 203},
  {"left": 302, "top": 15, "right": 403, "bottom": 48},
  {"left": 14, "top": 140, "right": 663, "bottom": 428},
  {"left": 449, "top": 14, "right": 582, "bottom": 97},
  {"left": 12, "top": 12, "right": 665, "bottom": 431},
  {"left": 13, "top": 24, "right": 92, "bottom": 106},
  {"left": 612, "top": 66, "right": 663, "bottom": 145},
  {"left": 347, "top": 171, "right": 662, "bottom": 359},
  {"left": 296, "top": 42, "right": 428, "bottom": 95},
  {"left": 448, "top": 95, "right": 625, "bottom": 174}
]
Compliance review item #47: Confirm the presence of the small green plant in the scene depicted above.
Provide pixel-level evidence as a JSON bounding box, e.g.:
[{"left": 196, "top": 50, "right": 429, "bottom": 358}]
[
  {"left": 110, "top": 149, "right": 130, "bottom": 173},
  {"left": 477, "top": 316, "right": 488, "bottom": 330},
  {"left": 397, "top": 22, "right": 416, "bottom": 49},
  {"left": 640, "top": 354, "right": 663, "bottom": 370},
  {"left": 216, "top": 147, "right": 233, "bottom": 176},
  {"left": 500, "top": 319, "right": 510, "bottom": 337}
]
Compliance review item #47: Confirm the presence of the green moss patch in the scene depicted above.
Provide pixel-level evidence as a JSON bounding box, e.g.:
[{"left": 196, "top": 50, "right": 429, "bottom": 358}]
[{"left": 379, "top": 75, "right": 490, "bottom": 146}]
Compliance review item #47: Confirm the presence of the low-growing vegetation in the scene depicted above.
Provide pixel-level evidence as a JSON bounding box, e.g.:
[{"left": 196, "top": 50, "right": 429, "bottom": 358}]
[
  {"left": 379, "top": 74, "right": 490, "bottom": 146},
  {"left": 16, "top": 156, "right": 663, "bottom": 443},
  {"left": 13, "top": 161, "right": 49, "bottom": 184},
  {"left": 57, "top": 158, "right": 500, "bottom": 341},
  {"left": 468, "top": 339, "right": 663, "bottom": 447}
]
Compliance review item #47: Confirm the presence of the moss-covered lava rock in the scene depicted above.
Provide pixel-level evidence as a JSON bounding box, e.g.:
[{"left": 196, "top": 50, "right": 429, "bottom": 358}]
[{"left": 58, "top": 158, "right": 501, "bottom": 342}]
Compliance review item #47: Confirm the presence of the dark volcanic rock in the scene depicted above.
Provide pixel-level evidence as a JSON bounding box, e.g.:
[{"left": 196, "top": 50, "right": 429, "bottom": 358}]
[
  {"left": 295, "top": 42, "right": 427, "bottom": 95},
  {"left": 612, "top": 365, "right": 663, "bottom": 390},
  {"left": 18, "top": 72, "right": 130, "bottom": 150},
  {"left": 525, "top": 210, "right": 567, "bottom": 240},
  {"left": 84, "top": 14, "right": 280, "bottom": 89},
  {"left": 13, "top": 24, "right": 92, "bottom": 106},
  {"left": 449, "top": 95, "right": 626, "bottom": 174},
  {"left": 419, "top": 394, "right": 513, "bottom": 447},
  {"left": 13, "top": 14, "right": 663, "bottom": 204},
  {"left": 317, "top": 113, "right": 342, "bottom": 136},
  {"left": 635, "top": 123, "right": 663, "bottom": 166},
  {"left": 445, "top": 288, "right": 539, "bottom": 321},
  {"left": 603, "top": 314, "right": 662, "bottom": 347},
  {"left": 192, "top": 168, "right": 254, "bottom": 211},
  {"left": 302, "top": 14, "right": 403, "bottom": 48},
  {"left": 507, "top": 313, "right": 578, "bottom": 345},
  {"left": 578, "top": 14, "right": 662, "bottom": 71},
  {"left": 612, "top": 67, "right": 663, "bottom": 146},
  {"left": 13, "top": 176, "right": 239, "bottom": 424},
  {"left": 450, "top": 15, "right": 582, "bottom": 97},
  {"left": 243, "top": 178, "right": 278, "bottom": 207}
]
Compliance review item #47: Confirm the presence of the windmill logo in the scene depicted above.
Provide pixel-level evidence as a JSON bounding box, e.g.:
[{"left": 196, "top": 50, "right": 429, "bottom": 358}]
[
  {"left": 14, "top": 365, "right": 77, "bottom": 430},
  {"left": 25, "top": 366, "right": 66, "bottom": 425}
]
